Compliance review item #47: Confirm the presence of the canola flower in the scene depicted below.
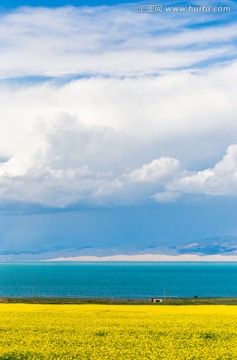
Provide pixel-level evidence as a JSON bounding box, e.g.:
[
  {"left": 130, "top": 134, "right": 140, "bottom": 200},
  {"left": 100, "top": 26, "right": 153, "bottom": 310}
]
[{"left": 0, "top": 304, "right": 237, "bottom": 359}]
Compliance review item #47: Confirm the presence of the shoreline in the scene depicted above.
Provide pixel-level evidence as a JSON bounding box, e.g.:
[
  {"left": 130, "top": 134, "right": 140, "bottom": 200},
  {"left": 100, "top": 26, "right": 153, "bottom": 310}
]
[{"left": 1, "top": 297, "right": 237, "bottom": 305}]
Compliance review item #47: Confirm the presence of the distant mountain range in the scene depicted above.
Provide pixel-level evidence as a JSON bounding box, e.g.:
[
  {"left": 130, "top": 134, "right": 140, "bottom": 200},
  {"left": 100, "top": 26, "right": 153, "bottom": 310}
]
[
  {"left": 137, "top": 236, "right": 237, "bottom": 256},
  {"left": 1, "top": 236, "right": 237, "bottom": 262},
  {"left": 175, "top": 236, "right": 237, "bottom": 256}
]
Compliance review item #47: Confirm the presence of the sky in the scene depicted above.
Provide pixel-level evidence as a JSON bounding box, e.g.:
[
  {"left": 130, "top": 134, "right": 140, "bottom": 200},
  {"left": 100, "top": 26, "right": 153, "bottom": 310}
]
[{"left": 0, "top": 0, "right": 237, "bottom": 261}]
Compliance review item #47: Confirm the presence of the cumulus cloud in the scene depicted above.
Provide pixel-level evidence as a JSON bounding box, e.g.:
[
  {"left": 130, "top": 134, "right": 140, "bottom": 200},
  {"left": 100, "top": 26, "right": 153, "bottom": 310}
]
[
  {"left": 127, "top": 157, "right": 180, "bottom": 183},
  {"left": 169, "top": 144, "right": 237, "bottom": 196},
  {"left": 128, "top": 144, "right": 237, "bottom": 203},
  {"left": 0, "top": 3, "right": 236, "bottom": 210},
  {"left": 1, "top": 62, "right": 237, "bottom": 167},
  {"left": 0, "top": 2, "right": 236, "bottom": 166},
  {"left": 0, "top": 110, "right": 237, "bottom": 208},
  {"left": 0, "top": 113, "right": 127, "bottom": 207}
]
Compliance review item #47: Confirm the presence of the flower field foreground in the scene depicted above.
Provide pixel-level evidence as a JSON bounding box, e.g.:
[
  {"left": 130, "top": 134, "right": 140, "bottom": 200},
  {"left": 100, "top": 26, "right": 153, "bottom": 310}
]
[{"left": 0, "top": 304, "right": 237, "bottom": 359}]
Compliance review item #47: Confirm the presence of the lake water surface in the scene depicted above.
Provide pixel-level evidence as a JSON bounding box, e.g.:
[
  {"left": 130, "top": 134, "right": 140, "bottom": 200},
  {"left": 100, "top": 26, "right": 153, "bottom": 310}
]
[{"left": 0, "top": 262, "right": 236, "bottom": 298}]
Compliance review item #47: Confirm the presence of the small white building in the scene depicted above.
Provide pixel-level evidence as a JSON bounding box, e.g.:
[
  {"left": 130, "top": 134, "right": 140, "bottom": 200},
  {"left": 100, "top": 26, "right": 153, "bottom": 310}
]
[{"left": 149, "top": 298, "right": 163, "bottom": 303}]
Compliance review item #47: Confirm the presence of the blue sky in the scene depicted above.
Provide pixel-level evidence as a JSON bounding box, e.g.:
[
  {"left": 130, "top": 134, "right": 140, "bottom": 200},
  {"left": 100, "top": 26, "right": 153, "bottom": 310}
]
[
  {"left": 0, "top": 0, "right": 237, "bottom": 260},
  {"left": 0, "top": 0, "right": 133, "bottom": 7}
]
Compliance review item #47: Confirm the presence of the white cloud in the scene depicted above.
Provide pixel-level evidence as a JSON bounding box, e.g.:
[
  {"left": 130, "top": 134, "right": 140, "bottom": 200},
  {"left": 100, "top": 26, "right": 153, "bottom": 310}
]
[
  {"left": 0, "top": 4, "right": 235, "bottom": 77},
  {"left": 127, "top": 157, "right": 180, "bottom": 183},
  {"left": 0, "top": 112, "right": 126, "bottom": 207},
  {"left": 0, "top": 109, "right": 237, "bottom": 208},
  {"left": 169, "top": 144, "right": 237, "bottom": 196},
  {"left": 152, "top": 191, "right": 181, "bottom": 203},
  {"left": 0, "top": 4, "right": 236, "bottom": 209},
  {"left": 1, "top": 62, "right": 237, "bottom": 166}
]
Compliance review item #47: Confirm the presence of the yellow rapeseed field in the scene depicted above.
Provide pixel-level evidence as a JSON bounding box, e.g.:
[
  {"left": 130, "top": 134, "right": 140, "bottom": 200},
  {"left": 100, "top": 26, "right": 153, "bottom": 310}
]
[{"left": 0, "top": 304, "right": 237, "bottom": 359}]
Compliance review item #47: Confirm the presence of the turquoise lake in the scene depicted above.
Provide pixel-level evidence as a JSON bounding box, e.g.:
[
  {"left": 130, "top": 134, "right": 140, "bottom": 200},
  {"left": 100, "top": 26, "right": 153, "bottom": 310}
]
[{"left": 0, "top": 262, "right": 236, "bottom": 298}]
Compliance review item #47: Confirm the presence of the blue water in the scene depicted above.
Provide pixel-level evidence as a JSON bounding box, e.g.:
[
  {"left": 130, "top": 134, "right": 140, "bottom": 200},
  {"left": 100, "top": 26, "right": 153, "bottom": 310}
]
[{"left": 0, "top": 262, "right": 237, "bottom": 298}]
